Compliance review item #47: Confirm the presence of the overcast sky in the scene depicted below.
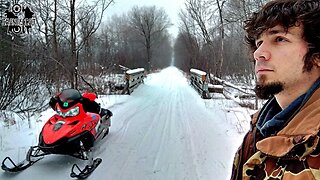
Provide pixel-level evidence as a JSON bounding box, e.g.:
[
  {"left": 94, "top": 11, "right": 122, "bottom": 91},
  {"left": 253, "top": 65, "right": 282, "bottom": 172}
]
[{"left": 105, "top": 0, "right": 186, "bottom": 37}]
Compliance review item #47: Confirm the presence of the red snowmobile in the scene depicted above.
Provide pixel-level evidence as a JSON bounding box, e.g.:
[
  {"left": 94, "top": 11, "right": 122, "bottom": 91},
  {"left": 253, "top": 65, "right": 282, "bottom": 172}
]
[{"left": 1, "top": 89, "right": 112, "bottom": 179}]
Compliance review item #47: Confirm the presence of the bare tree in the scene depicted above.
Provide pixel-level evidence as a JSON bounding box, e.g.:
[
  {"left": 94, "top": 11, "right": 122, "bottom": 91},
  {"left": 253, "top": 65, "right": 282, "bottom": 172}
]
[
  {"left": 31, "top": 0, "right": 114, "bottom": 89},
  {"left": 214, "top": 0, "right": 226, "bottom": 78},
  {"left": 69, "top": 0, "right": 114, "bottom": 88},
  {"left": 52, "top": 0, "right": 61, "bottom": 89},
  {"left": 70, "top": 0, "right": 77, "bottom": 88},
  {"left": 0, "top": 1, "right": 43, "bottom": 112},
  {"left": 220, "top": 0, "right": 268, "bottom": 82},
  {"left": 176, "top": 10, "right": 202, "bottom": 71},
  {"left": 176, "top": 0, "right": 269, "bottom": 83},
  {"left": 128, "top": 6, "right": 171, "bottom": 71},
  {"left": 184, "top": 0, "right": 217, "bottom": 76},
  {"left": 98, "top": 14, "right": 139, "bottom": 70}
]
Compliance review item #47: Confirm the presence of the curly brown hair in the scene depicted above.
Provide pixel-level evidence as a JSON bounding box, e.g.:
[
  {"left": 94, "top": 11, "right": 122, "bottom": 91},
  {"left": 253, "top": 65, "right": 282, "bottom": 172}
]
[{"left": 244, "top": 0, "right": 320, "bottom": 71}]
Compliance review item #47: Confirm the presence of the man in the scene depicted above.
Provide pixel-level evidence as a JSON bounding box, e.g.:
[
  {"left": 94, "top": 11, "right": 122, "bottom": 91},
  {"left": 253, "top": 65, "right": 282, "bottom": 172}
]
[{"left": 231, "top": 0, "right": 320, "bottom": 179}]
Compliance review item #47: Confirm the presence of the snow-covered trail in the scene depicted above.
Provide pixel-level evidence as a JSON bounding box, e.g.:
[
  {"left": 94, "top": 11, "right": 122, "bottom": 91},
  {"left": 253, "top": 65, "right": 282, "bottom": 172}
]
[
  {"left": 0, "top": 66, "right": 247, "bottom": 180},
  {"left": 91, "top": 67, "right": 240, "bottom": 180}
]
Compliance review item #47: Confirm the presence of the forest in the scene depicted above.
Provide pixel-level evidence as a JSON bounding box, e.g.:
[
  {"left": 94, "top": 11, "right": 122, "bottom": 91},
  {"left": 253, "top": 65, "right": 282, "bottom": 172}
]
[{"left": 0, "top": 0, "right": 267, "bottom": 114}]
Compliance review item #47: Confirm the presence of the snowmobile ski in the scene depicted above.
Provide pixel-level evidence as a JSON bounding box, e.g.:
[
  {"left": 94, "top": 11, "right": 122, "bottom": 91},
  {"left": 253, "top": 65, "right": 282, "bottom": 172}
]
[
  {"left": 70, "top": 158, "right": 102, "bottom": 179},
  {"left": 1, "top": 156, "right": 43, "bottom": 172},
  {"left": 1, "top": 146, "right": 46, "bottom": 172}
]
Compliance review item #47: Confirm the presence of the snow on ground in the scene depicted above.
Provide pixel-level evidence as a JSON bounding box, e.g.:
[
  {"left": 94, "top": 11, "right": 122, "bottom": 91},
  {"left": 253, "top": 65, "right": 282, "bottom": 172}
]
[{"left": 0, "top": 66, "right": 253, "bottom": 180}]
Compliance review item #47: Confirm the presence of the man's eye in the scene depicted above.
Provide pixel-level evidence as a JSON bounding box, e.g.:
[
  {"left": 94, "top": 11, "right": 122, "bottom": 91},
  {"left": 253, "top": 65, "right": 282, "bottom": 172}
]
[
  {"left": 275, "top": 37, "right": 287, "bottom": 42},
  {"left": 256, "top": 41, "right": 262, "bottom": 48}
]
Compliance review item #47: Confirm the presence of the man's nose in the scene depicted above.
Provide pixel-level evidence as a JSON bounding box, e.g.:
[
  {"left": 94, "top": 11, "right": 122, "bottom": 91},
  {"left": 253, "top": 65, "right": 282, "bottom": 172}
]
[{"left": 253, "top": 43, "right": 271, "bottom": 61}]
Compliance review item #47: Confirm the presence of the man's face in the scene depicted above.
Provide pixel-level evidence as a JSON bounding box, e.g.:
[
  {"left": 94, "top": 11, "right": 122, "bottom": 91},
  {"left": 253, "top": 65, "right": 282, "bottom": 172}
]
[{"left": 253, "top": 25, "right": 310, "bottom": 99}]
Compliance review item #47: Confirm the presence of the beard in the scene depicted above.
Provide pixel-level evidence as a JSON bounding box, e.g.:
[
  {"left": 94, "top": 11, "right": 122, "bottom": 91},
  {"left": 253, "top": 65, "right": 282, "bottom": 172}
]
[{"left": 255, "top": 75, "right": 284, "bottom": 99}]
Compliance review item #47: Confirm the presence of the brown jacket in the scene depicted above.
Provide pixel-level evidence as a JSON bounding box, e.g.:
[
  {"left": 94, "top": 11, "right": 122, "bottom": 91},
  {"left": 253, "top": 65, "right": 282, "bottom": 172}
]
[{"left": 231, "top": 87, "right": 320, "bottom": 180}]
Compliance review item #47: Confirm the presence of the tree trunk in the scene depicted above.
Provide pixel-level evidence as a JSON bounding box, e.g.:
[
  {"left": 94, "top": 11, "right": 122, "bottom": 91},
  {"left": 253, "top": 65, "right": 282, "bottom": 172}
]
[
  {"left": 70, "top": 0, "right": 77, "bottom": 89},
  {"left": 216, "top": 0, "right": 224, "bottom": 78},
  {"left": 53, "top": 0, "right": 60, "bottom": 90}
]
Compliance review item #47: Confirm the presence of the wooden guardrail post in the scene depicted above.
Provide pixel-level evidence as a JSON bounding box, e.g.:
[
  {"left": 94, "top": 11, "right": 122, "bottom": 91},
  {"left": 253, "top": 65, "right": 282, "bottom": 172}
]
[
  {"left": 190, "top": 68, "right": 210, "bottom": 99},
  {"left": 125, "top": 68, "right": 145, "bottom": 94}
]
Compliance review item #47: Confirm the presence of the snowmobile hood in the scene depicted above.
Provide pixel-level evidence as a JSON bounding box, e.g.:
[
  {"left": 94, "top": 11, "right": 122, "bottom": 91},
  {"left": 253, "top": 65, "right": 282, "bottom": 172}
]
[{"left": 42, "top": 113, "right": 100, "bottom": 145}]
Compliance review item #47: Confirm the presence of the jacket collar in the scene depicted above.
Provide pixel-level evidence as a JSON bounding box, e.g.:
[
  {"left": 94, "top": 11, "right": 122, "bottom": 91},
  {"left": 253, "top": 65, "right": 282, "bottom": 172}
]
[
  {"left": 255, "top": 79, "right": 320, "bottom": 158},
  {"left": 256, "top": 78, "right": 320, "bottom": 137}
]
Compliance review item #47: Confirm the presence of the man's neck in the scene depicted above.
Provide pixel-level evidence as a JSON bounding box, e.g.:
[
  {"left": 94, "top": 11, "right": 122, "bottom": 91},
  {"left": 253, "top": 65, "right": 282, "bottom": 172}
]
[{"left": 275, "top": 77, "right": 318, "bottom": 109}]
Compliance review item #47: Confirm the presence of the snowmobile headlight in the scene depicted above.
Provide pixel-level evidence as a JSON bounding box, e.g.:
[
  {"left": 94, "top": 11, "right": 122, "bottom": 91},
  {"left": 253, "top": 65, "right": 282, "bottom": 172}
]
[
  {"left": 56, "top": 107, "right": 64, "bottom": 117},
  {"left": 56, "top": 106, "right": 79, "bottom": 118},
  {"left": 64, "top": 106, "right": 80, "bottom": 117}
]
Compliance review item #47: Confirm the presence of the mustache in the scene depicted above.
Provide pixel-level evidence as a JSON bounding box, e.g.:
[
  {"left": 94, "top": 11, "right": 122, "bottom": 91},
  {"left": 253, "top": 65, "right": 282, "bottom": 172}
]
[
  {"left": 255, "top": 62, "right": 274, "bottom": 72},
  {"left": 255, "top": 62, "right": 273, "bottom": 68}
]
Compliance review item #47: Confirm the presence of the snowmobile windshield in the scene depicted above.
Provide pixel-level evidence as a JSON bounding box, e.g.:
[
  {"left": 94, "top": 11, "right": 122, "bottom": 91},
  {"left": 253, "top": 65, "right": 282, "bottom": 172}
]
[{"left": 58, "top": 89, "right": 82, "bottom": 109}]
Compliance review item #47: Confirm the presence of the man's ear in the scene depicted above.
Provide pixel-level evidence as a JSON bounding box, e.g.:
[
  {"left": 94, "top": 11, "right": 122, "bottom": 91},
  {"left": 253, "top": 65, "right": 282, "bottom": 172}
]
[{"left": 313, "top": 54, "right": 320, "bottom": 67}]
